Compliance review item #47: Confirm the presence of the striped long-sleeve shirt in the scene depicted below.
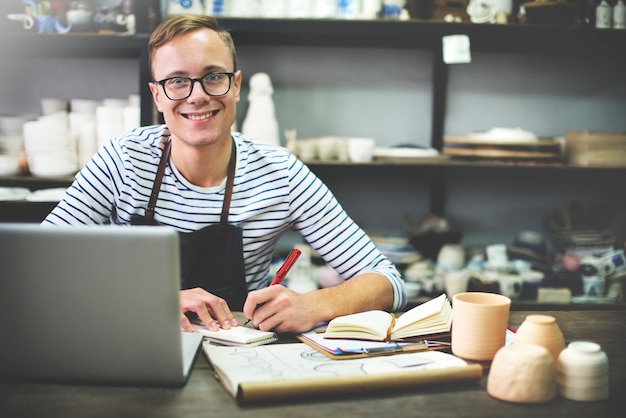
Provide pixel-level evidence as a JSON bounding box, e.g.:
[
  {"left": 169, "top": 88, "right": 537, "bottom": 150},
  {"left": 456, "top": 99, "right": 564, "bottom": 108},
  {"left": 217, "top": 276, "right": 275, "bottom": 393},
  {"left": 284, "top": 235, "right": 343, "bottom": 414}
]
[{"left": 43, "top": 125, "right": 406, "bottom": 310}]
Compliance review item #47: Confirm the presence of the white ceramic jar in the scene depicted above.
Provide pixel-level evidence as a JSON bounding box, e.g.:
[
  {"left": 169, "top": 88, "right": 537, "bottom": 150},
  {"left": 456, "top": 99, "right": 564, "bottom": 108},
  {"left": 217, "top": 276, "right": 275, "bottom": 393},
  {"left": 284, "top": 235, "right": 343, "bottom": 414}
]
[{"left": 557, "top": 341, "right": 609, "bottom": 401}]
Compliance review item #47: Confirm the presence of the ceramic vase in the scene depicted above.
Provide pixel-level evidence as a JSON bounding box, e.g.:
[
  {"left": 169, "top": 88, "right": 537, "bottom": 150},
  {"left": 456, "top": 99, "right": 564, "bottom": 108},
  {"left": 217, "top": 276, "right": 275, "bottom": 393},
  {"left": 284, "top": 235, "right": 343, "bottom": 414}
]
[
  {"left": 487, "top": 343, "right": 557, "bottom": 403},
  {"left": 513, "top": 315, "right": 565, "bottom": 363},
  {"left": 557, "top": 341, "right": 609, "bottom": 401}
]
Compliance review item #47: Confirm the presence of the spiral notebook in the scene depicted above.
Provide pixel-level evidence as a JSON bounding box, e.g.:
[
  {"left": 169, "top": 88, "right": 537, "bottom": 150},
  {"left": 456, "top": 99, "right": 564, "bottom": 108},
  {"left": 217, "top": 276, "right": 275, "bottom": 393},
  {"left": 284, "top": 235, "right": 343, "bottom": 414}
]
[{"left": 191, "top": 322, "right": 278, "bottom": 347}]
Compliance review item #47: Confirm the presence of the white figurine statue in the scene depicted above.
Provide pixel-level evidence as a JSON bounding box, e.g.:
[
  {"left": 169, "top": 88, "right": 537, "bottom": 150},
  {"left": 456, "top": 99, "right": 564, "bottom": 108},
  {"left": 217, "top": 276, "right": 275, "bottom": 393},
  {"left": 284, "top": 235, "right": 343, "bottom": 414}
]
[{"left": 241, "top": 72, "right": 280, "bottom": 146}]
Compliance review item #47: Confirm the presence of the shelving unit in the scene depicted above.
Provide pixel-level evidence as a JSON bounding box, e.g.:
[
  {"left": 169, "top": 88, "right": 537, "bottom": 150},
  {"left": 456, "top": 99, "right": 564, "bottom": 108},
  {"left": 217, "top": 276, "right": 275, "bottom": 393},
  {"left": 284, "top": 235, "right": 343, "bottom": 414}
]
[{"left": 1, "top": 15, "right": 625, "bottom": 234}]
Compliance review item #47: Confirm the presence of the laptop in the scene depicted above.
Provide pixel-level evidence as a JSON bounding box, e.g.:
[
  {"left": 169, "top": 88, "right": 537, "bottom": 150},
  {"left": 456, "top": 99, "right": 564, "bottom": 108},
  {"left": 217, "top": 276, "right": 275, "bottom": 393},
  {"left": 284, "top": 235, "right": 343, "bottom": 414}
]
[{"left": 0, "top": 223, "right": 202, "bottom": 387}]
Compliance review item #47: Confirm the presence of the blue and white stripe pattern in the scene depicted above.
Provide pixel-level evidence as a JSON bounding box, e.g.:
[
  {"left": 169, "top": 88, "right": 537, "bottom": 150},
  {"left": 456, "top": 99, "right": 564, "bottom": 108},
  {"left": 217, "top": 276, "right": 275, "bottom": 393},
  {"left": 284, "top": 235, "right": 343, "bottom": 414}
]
[{"left": 43, "top": 125, "right": 406, "bottom": 310}]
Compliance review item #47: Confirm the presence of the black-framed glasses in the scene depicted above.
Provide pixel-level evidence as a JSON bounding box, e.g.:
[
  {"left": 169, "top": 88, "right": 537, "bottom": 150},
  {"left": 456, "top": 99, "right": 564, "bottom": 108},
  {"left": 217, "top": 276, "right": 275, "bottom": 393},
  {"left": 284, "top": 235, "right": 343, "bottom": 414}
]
[{"left": 154, "top": 72, "right": 235, "bottom": 101}]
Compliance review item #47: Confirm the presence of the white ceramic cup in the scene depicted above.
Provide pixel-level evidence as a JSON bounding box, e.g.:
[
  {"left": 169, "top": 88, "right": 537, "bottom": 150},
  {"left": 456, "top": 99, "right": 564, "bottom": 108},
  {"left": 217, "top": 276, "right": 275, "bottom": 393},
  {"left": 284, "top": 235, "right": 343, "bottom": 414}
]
[
  {"left": 582, "top": 276, "right": 605, "bottom": 297},
  {"left": 316, "top": 137, "right": 338, "bottom": 160},
  {"left": 437, "top": 244, "right": 465, "bottom": 270},
  {"left": 444, "top": 270, "right": 470, "bottom": 299},
  {"left": 40, "top": 98, "right": 68, "bottom": 115},
  {"left": 347, "top": 137, "right": 375, "bottom": 163},
  {"left": 451, "top": 292, "right": 511, "bottom": 361},
  {"left": 497, "top": 273, "right": 524, "bottom": 300},
  {"left": 557, "top": 341, "right": 609, "bottom": 401}
]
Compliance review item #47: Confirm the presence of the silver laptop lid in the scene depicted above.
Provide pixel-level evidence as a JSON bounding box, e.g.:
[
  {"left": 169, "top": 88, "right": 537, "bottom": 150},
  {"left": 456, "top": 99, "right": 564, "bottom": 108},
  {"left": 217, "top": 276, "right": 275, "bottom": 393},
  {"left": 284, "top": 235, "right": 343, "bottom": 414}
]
[{"left": 0, "top": 223, "right": 202, "bottom": 387}]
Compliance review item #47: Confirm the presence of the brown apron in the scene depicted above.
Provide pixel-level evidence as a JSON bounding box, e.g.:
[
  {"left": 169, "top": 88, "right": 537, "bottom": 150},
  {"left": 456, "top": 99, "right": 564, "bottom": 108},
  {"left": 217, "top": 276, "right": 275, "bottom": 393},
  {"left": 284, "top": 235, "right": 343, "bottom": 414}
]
[{"left": 130, "top": 138, "right": 248, "bottom": 310}]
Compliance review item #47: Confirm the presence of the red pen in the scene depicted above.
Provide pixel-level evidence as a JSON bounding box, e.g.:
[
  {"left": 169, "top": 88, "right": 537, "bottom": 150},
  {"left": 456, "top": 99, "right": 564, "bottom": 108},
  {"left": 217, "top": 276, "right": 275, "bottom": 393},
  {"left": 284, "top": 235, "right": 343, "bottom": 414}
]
[
  {"left": 270, "top": 248, "right": 302, "bottom": 286},
  {"left": 244, "top": 248, "right": 302, "bottom": 326}
]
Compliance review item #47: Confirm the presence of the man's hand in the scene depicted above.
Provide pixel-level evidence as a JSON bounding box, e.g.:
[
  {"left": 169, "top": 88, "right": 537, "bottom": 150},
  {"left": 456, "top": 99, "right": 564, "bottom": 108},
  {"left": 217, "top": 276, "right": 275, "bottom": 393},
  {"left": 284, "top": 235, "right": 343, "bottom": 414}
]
[
  {"left": 242, "top": 273, "right": 394, "bottom": 334},
  {"left": 180, "top": 288, "right": 239, "bottom": 332},
  {"left": 242, "top": 286, "right": 326, "bottom": 334}
]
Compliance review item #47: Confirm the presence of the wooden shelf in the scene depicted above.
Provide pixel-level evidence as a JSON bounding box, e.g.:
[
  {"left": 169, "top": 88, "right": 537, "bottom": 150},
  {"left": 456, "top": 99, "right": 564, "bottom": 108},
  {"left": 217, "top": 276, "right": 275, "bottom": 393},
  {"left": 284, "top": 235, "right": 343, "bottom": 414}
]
[
  {"left": 218, "top": 18, "right": 626, "bottom": 57},
  {"left": 0, "top": 32, "right": 148, "bottom": 59}
]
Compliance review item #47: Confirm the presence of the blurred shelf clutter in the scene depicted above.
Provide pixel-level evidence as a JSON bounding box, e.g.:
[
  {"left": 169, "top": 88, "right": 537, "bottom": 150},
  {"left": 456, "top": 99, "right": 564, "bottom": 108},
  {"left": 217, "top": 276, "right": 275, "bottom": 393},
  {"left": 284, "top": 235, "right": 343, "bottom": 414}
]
[
  {"left": 272, "top": 205, "right": 625, "bottom": 308},
  {"left": 399, "top": 204, "right": 626, "bottom": 307}
]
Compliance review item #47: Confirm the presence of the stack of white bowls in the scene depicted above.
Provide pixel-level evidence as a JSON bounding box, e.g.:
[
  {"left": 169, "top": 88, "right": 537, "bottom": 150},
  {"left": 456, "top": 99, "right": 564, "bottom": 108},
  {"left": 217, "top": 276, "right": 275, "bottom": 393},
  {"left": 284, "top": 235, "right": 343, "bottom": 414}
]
[
  {"left": 557, "top": 341, "right": 610, "bottom": 401},
  {"left": 0, "top": 114, "right": 36, "bottom": 176},
  {"left": 23, "top": 112, "right": 78, "bottom": 178},
  {"left": 70, "top": 99, "right": 101, "bottom": 168},
  {"left": 95, "top": 95, "right": 141, "bottom": 148}
]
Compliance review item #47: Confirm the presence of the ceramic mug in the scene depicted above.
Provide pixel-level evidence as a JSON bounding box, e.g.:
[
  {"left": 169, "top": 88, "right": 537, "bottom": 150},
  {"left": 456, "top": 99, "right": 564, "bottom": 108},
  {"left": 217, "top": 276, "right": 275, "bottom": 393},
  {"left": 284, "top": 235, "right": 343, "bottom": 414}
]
[
  {"left": 582, "top": 276, "right": 605, "bottom": 297},
  {"left": 444, "top": 270, "right": 470, "bottom": 299},
  {"left": 451, "top": 292, "right": 511, "bottom": 361},
  {"left": 347, "top": 137, "right": 375, "bottom": 163},
  {"left": 496, "top": 273, "right": 523, "bottom": 300},
  {"left": 579, "top": 256, "right": 614, "bottom": 278}
]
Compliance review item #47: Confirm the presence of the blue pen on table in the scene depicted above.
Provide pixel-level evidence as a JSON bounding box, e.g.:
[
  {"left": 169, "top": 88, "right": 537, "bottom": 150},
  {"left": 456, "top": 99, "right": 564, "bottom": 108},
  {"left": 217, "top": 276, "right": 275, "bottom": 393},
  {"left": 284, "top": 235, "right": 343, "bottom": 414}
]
[{"left": 244, "top": 248, "right": 302, "bottom": 326}]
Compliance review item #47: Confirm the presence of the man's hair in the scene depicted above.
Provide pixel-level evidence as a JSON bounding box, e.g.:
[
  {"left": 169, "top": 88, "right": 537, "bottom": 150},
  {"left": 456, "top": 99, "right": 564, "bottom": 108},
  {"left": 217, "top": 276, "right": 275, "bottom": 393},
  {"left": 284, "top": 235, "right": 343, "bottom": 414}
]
[{"left": 148, "top": 14, "right": 237, "bottom": 79}]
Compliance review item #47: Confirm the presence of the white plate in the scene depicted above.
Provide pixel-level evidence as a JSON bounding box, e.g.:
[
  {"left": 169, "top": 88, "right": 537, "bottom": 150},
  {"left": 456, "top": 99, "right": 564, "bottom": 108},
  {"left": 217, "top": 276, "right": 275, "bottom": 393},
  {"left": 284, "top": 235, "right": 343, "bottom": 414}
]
[
  {"left": 26, "top": 187, "right": 68, "bottom": 202},
  {"left": 0, "top": 187, "right": 30, "bottom": 201}
]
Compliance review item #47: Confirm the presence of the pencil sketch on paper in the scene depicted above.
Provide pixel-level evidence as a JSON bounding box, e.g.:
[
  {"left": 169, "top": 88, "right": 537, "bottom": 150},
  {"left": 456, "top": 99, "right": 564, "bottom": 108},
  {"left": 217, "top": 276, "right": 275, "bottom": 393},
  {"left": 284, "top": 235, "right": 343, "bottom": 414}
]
[{"left": 206, "top": 342, "right": 466, "bottom": 383}]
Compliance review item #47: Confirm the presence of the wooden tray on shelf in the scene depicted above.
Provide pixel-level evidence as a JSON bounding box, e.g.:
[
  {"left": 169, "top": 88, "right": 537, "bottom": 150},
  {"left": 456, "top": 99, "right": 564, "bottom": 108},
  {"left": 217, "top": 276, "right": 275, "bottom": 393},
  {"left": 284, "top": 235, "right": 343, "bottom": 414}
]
[{"left": 443, "top": 136, "right": 562, "bottom": 162}]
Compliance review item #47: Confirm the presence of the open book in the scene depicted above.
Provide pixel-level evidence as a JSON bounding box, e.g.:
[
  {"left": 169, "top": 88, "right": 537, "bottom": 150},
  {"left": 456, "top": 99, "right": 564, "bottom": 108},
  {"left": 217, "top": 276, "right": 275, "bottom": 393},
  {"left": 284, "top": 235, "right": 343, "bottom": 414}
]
[{"left": 324, "top": 293, "right": 452, "bottom": 342}]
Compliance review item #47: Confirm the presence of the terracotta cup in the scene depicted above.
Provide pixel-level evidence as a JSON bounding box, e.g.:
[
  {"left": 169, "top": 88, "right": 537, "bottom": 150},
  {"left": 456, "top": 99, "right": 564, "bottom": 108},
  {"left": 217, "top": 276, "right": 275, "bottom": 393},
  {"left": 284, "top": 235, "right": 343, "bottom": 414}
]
[{"left": 451, "top": 292, "right": 511, "bottom": 361}]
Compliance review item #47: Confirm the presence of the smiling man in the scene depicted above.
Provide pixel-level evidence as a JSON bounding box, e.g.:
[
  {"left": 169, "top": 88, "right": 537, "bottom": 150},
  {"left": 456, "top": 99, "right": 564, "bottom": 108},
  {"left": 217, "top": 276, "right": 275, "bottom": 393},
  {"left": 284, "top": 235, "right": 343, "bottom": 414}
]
[{"left": 43, "top": 15, "right": 406, "bottom": 335}]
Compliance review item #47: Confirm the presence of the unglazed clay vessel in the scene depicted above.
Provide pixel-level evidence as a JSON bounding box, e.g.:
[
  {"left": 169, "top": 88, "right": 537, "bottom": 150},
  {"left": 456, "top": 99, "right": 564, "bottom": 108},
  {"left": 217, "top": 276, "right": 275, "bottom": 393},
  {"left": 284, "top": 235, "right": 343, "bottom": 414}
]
[
  {"left": 487, "top": 343, "right": 557, "bottom": 403},
  {"left": 451, "top": 292, "right": 511, "bottom": 361},
  {"left": 513, "top": 314, "right": 565, "bottom": 363},
  {"left": 557, "top": 341, "right": 609, "bottom": 401}
]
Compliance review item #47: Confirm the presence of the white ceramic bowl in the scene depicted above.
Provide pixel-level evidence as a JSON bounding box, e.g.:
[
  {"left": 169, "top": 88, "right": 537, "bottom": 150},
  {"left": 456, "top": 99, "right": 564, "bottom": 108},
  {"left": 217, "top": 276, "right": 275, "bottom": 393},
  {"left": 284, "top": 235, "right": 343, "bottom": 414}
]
[
  {"left": 0, "top": 155, "right": 20, "bottom": 176},
  {"left": 71, "top": 99, "right": 102, "bottom": 114},
  {"left": 0, "top": 134, "right": 24, "bottom": 156},
  {"left": 40, "top": 98, "right": 69, "bottom": 115},
  {"left": 0, "top": 114, "right": 37, "bottom": 135},
  {"left": 404, "top": 281, "right": 422, "bottom": 298},
  {"left": 558, "top": 341, "right": 609, "bottom": 377},
  {"left": 347, "top": 137, "right": 376, "bottom": 163},
  {"left": 28, "top": 151, "right": 77, "bottom": 178},
  {"left": 558, "top": 382, "right": 609, "bottom": 402}
]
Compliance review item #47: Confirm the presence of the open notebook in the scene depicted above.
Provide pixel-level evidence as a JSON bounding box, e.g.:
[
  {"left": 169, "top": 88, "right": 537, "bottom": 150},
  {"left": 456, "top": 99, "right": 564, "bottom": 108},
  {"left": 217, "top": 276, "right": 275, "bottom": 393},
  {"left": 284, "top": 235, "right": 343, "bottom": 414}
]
[{"left": 0, "top": 223, "right": 203, "bottom": 387}]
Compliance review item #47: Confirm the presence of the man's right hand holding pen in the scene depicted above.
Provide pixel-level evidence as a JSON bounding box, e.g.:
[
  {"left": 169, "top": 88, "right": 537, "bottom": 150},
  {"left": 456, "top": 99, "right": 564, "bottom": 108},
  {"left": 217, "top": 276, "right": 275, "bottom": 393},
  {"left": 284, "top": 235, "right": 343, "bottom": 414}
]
[{"left": 243, "top": 248, "right": 301, "bottom": 326}]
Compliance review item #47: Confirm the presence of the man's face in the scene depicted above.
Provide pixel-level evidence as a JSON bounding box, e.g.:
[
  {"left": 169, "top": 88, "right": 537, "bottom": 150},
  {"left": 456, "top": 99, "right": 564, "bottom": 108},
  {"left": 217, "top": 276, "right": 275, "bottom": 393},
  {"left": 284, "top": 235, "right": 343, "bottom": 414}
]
[{"left": 149, "top": 29, "right": 241, "bottom": 148}]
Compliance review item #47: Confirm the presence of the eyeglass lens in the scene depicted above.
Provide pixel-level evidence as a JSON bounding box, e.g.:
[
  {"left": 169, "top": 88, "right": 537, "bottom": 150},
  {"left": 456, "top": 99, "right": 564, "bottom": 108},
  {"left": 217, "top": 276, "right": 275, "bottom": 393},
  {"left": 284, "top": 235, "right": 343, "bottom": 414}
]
[{"left": 163, "top": 73, "right": 231, "bottom": 100}]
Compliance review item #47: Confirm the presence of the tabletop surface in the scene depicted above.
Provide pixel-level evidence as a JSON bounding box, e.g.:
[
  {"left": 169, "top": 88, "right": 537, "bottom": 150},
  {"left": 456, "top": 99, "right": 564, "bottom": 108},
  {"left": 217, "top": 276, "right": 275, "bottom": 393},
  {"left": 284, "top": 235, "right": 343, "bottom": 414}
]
[{"left": 1, "top": 310, "right": 625, "bottom": 418}]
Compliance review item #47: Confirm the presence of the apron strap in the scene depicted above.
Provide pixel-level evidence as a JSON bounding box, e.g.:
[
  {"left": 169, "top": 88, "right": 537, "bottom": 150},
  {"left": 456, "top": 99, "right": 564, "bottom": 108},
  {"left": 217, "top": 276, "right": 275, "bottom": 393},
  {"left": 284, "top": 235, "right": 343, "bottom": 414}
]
[
  {"left": 145, "top": 137, "right": 236, "bottom": 227},
  {"left": 145, "top": 138, "right": 172, "bottom": 225},
  {"left": 220, "top": 139, "right": 237, "bottom": 227}
]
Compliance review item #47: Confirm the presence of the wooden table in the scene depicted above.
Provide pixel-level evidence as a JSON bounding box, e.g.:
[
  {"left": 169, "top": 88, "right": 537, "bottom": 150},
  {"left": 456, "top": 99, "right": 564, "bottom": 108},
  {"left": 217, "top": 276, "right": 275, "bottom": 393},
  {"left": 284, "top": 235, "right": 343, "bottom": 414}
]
[{"left": 1, "top": 310, "right": 625, "bottom": 417}]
